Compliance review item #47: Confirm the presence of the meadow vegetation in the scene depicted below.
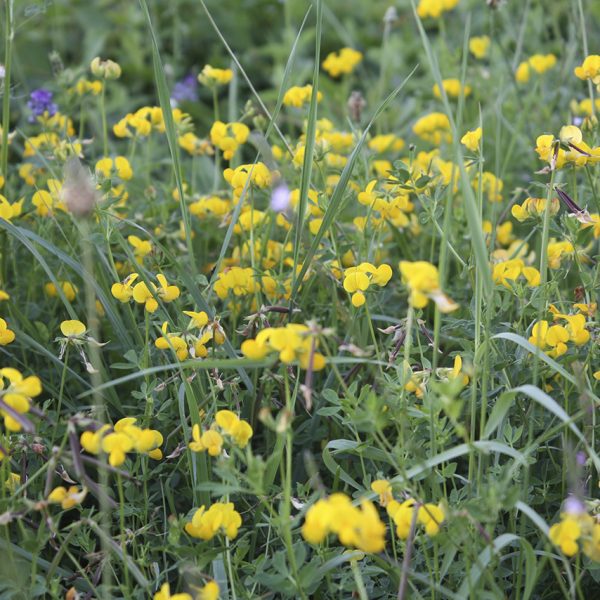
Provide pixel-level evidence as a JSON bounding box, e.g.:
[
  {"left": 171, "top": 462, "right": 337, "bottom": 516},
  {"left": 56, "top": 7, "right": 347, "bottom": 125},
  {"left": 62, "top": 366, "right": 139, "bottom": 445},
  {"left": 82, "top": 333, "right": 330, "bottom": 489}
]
[{"left": 0, "top": 0, "right": 599, "bottom": 598}]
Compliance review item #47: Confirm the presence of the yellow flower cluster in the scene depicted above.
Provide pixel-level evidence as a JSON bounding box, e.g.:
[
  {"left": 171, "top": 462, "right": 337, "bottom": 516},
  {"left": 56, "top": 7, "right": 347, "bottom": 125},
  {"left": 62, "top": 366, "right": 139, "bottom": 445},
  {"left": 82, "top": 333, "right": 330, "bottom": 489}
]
[
  {"left": 511, "top": 196, "right": 560, "bottom": 222},
  {"left": 547, "top": 240, "right": 574, "bottom": 269},
  {"left": 399, "top": 261, "right": 457, "bottom": 312},
  {"left": 80, "top": 417, "right": 163, "bottom": 467},
  {"left": 322, "top": 48, "right": 362, "bottom": 78},
  {"left": 214, "top": 267, "right": 258, "bottom": 300},
  {"left": 47, "top": 485, "right": 87, "bottom": 510},
  {"left": 154, "top": 581, "right": 219, "bottom": 600},
  {"left": 469, "top": 36, "right": 490, "bottom": 60},
  {"left": 387, "top": 499, "right": 445, "bottom": 538},
  {"left": 473, "top": 171, "right": 503, "bottom": 202},
  {"left": 492, "top": 258, "right": 540, "bottom": 288},
  {"left": 189, "top": 195, "right": 231, "bottom": 220},
  {"left": 433, "top": 78, "right": 471, "bottom": 99},
  {"left": 95, "top": 156, "right": 133, "bottom": 180},
  {"left": 413, "top": 112, "right": 451, "bottom": 146},
  {"left": 403, "top": 355, "right": 469, "bottom": 398},
  {"left": 241, "top": 323, "right": 326, "bottom": 370},
  {"left": 283, "top": 85, "right": 322, "bottom": 108},
  {"left": 574, "top": 55, "right": 600, "bottom": 85},
  {"left": 113, "top": 106, "right": 189, "bottom": 138},
  {"left": 185, "top": 502, "right": 242, "bottom": 540},
  {"left": 368, "top": 134, "right": 405, "bottom": 154},
  {"left": 0, "top": 368, "right": 42, "bottom": 432},
  {"left": 535, "top": 125, "right": 600, "bottom": 170},
  {"left": 460, "top": 127, "right": 482, "bottom": 152},
  {"left": 516, "top": 54, "right": 557, "bottom": 83},
  {"left": 0, "top": 318, "right": 15, "bottom": 346},
  {"left": 111, "top": 273, "right": 180, "bottom": 313},
  {"left": 209, "top": 121, "right": 250, "bottom": 160},
  {"left": 45, "top": 280, "right": 78, "bottom": 301},
  {"left": 199, "top": 64, "right": 233, "bottom": 87},
  {"left": 356, "top": 180, "right": 414, "bottom": 230},
  {"left": 223, "top": 162, "right": 272, "bottom": 198},
  {"left": 70, "top": 78, "right": 103, "bottom": 96},
  {"left": 154, "top": 310, "right": 223, "bottom": 361},
  {"left": 301, "top": 493, "right": 386, "bottom": 553},
  {"left": 417, "top": 0, "right": 460, "bottom": 19},
  {"left": 529, "top": 311, "right": 589, "bottom": 358},
  {"left": 31, "top": 179, "right": 65, "bottom": 217},
  {"left": 0, "top": 194, "right": 23, "bottom": 221},
  {"left": 550, "top": 509, "right": 600, "bottom": 561},
  {"left": 189, "top": 409, "right": 253, "bottom": 456},
  {"left": 342, "top": 262, "right": 392, "bottom": 307}
]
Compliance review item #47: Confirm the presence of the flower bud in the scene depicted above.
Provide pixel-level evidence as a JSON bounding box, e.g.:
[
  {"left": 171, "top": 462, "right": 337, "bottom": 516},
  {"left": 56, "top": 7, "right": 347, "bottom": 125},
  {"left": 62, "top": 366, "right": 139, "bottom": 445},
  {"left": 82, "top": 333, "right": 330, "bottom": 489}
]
[{"left": 90, "top": 57, "right": 122, "bottom": 80}]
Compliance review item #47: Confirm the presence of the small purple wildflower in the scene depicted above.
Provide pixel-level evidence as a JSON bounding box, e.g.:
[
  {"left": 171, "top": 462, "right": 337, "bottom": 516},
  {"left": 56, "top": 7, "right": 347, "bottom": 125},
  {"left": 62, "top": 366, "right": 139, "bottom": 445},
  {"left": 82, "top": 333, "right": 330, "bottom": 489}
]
[
  {"left": 564, "top": 495, "right": 585, "bottom": 515},
  {"left": 270, "top": 183, "right": 290, "bottom": 213},
  {"left": 171, "top": 74, "right": 198, "bottom": 107},
  {"left": 27, "top": 88, "right": 58, "bottom": 122}
]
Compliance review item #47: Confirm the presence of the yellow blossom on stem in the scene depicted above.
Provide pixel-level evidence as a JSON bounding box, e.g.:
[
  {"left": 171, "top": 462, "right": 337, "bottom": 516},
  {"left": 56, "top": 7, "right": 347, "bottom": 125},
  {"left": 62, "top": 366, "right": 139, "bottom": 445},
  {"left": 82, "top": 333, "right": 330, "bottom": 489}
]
[
  {"left": 461, "top": 127, "right": 482, "bottom": 152},
  {"left": 47, "top": 485, "right": 87, "bottom": 510},
  {"left": 322, "top": 48, "right": 362, "bottom": 77}
]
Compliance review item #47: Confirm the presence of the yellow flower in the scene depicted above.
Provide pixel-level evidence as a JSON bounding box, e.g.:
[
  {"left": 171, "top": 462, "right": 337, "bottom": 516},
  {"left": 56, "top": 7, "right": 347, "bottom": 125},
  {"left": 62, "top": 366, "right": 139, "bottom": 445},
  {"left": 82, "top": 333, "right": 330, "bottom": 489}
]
[
  {"left": 60, "top": 319, "right": 86, "bottom": 337},
  {"left": 371, "top": 479, "right": 393, "bottom": 507},
  {"left": 127, "top": 235, "right": 152, "bottom": 262},
  {"left": 215, "top": 410, "right": 253, "bottom": 448},
  {"left": 223, "top": 163, "right": 272, "bottom": 198},
  {"left": 185, "top": 502, "right": 242, "bottom": 540},
  {"left": 0, "top": 318, "right": 15, "bottom": 346},
  {"left": 155, "top": 322, "right": 188, "bottom": 361},
  {"left": 418, "top": 503, "right": 445, "bottom": 536},
  {"left": 0, "top": 368, "right": 42, "bottom": 432},
  {"left": 132, "top": 274, "right": 180, "bottom": 313},
  {"left": 241, "top": 323, "right": 326, "bottom": 370},
  {"left": 322, "top": 48, "right": 362, "bottom": 77},
  {"left": 0, "top": 194, "right": 24, "bottom": 221},
  {"left": 183, "top": 310, "right": 209, "bottom": 329},
  {"left": 368, "top": 134, "right": 405, "bottom": 154},
  {"left": 528, "top": 320, "right": 569, "bottom": 358},
  {"left": 574, "top": 55, "right": 600, "bottom": 84},
  {"left": 342, "top": 263, "right": 392, "bottom": 308},
  {"left": 511, "top": 197, "right": 559, "bottom": 222},
  {"left": 47, "top": 485, "right": 87, "bottom": 510},
  {"left": 153, "top": 583, "right": 192, "bottom": 600},
  {"left": 95, "top": 156, "right": 133, "bottom": 180},
  {"left": 199, "top": 65, "right": 233, "bottom": 87},
  {"left": 550, "top": 515, "right": 581, "bottom": 556},
  {"left": 417, "top": 0, "right": 460, "bottom": 19},
  {"left": 111, "top": 273, "right": 139, "bottom": 303},
  {"left": 413, "top": 112, "right": 451, "bottom": 145},
  {"left": 469, "top": 36, "right": 490, "bottom": 59},
  {"left": 198, "top": 581, "right": 219, "bottom": 600},
  {"left": 188, "top": 424, "right": 223, "bottom": 456},
  {"left": 101, "top": 431, "right": 134, "bottom": 467},
  {"left": 210, "top": 121, "right": 250, "bottom": 160},
  {"left": 283, "top": 85, "right": 322, "bottom": 108},
  {"left": 461, "top": 127, "right": 482, "bottom": 152},
  {"left": 302, "top": 493, "right": 386, "bottom": 553},
  {"left": 399, "top": 261, "right": 457, "bottom": 312},
  {"left": 45, "top": 280, "right": 78, "bottom": 302},
  {"left": 433, "top": 78, "right": 471, "bottom": 99}
]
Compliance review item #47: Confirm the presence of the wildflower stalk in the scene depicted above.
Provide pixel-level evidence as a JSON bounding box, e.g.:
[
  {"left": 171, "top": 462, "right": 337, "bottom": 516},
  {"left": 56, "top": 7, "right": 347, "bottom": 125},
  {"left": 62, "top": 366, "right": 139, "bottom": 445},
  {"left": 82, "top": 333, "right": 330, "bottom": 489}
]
[
  {"left": 53, "top": 345, "right": 70, "bottom": 445},
  {"left": 282, "top": 369, "right": 308, "bottom": 600},
  {"left": 78, "top": 217, "right": 112, "bottom": 597},
  {"left": 350, "top": 559, "right": 368, "bottom": 600},
  {"left": 117, "top": 472, "right": 131, "bottom": 591},
  {"left": 1, "top": 0, "right": 13, "bottom": 183},
  {"left": 575, "top": 0, "right": 595, "bottom": 117},
  {"left": 99, "top": 84, "right": 108, "bottom": 157}
]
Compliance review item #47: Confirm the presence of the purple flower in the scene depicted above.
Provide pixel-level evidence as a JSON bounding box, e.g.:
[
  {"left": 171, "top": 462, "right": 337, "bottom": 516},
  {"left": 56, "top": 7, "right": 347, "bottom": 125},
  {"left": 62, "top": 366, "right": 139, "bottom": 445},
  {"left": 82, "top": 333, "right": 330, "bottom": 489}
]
[
  {"left": 270, "top": 183, "right": 290, "bottom": 213},
  {"left": 27, "top": 88, "right": 58, "bottom": 122},
  {"left": 171, "top": 74, "right": 198, "bottom": 107}
]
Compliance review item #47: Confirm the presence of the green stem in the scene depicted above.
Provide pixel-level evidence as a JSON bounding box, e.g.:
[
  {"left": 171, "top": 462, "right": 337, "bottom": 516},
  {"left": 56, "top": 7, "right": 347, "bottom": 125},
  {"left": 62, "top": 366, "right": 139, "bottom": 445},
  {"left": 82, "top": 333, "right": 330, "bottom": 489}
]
[{"left": 1, "top": 0, "right": 13, "bottom": 183}]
